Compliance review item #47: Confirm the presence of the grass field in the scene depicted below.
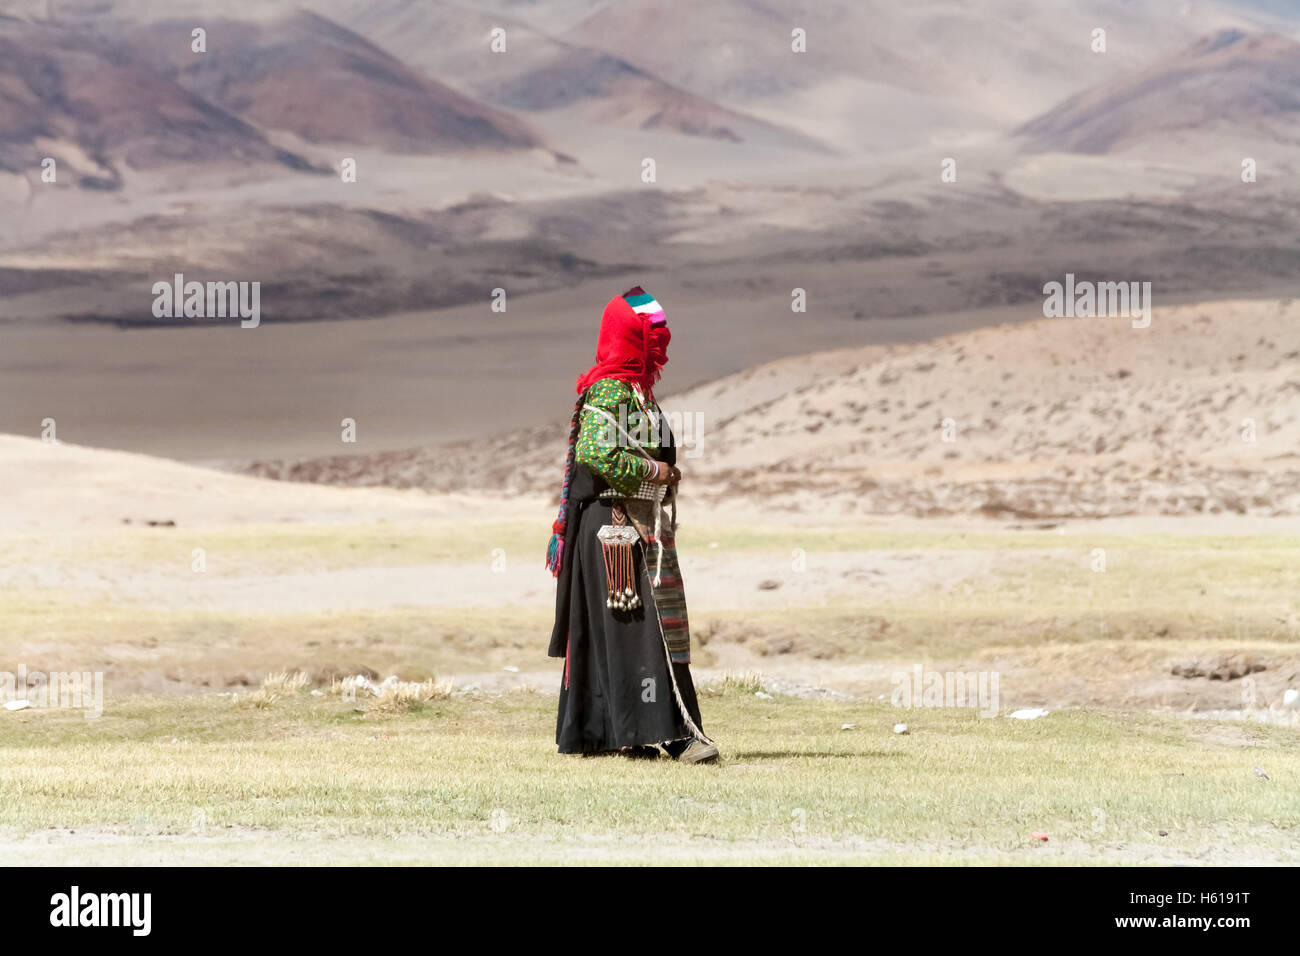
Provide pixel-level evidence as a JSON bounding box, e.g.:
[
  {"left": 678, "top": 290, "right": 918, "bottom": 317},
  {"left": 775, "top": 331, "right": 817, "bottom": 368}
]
[
  {"left": 2, "top": 682, "right": 1297, "bottom": 865},
  {"left": 2, "top": 518, "right": 1297, "bottom": 698},
  {"left": 2, "top": 514, "right": 1298, "bottom": 863}
]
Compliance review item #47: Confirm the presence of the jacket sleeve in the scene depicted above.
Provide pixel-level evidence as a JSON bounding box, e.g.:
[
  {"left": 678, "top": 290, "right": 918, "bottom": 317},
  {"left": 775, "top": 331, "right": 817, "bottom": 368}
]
[{"left": 575, "top": 379, "right": 652, "bottom": 497}]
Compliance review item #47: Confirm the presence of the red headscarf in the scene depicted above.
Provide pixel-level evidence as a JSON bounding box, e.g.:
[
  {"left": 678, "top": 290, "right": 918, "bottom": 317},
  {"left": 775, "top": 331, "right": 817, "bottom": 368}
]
[
  {"left": 545, "top": 287, "right": 671, "bottom": 578},
  {"left": 574, "top": 290, "right": 670, "bottom": 399}
]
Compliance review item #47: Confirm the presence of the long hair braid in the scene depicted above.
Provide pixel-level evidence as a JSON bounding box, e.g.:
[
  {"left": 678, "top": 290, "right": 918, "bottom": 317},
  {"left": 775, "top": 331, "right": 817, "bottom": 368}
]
[{"left": 545, "top": 392, "right": 586, "bottom": 576}]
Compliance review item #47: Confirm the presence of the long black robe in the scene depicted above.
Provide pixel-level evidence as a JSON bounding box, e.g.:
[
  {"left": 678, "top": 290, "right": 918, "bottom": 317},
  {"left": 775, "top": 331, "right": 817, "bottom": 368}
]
[{"left": 548, "top": 438, "right": 705, "bottom": 754}]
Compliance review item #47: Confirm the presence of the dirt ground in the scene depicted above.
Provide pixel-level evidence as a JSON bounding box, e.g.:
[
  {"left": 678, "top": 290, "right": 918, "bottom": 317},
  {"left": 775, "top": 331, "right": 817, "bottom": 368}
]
[{"left": 6, "top": 826, "right": 1296, "bottom": 866}]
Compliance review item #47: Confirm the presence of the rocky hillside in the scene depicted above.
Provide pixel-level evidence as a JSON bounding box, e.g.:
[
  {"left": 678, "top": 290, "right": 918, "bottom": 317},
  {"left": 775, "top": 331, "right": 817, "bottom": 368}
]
[{"left": 240, "top": 297, "right": 1300, "bottom": 518}]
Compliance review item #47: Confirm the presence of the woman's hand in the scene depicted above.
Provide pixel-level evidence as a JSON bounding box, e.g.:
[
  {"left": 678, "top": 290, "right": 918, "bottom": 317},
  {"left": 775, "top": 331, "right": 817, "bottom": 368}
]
[{"left": 646, "top": 461, "right": 681, "bottom": 485}]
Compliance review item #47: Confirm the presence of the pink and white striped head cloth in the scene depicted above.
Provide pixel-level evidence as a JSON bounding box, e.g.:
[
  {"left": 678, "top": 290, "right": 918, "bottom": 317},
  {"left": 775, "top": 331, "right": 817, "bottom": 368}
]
[{"left": 622, "top": 286, "right": 666, "bottom": 327}]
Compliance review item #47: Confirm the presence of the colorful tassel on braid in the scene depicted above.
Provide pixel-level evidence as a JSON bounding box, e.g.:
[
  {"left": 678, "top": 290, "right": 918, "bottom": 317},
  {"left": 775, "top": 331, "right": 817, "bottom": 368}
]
[{"left": 545, "top": 393, "right": 586, "bottom": 577}]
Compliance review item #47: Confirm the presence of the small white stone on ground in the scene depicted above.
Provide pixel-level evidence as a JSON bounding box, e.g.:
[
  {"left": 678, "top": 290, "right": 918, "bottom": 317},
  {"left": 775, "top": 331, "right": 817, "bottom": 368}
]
[{"left": 1008, "top": 708, "right": 1049, "bottom": 720}]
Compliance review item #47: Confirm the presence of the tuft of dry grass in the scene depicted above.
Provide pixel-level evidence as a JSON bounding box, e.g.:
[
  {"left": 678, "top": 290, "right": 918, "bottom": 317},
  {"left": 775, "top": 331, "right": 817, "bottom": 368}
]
[
  {"left": 702, "top": 670, "right": 767, "bottom": 697},
  {"left": 262, "top": 671, "right": 310, "bottom": 694},
  {"left": 329, "top": 673, "right": 455, "bottom": 717},
  {"left": 235, "top": 670, "right": 311, "bottom": 709}
]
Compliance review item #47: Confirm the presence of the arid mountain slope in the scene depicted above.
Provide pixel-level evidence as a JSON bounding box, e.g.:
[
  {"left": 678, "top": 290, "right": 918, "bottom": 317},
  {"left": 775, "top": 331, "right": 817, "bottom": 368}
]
[
  {"left": 116, "top": 11, "right": 544, "bottom": 152},
  {"left": 1018, "top": 30, "right": 1300, "bottom": 154},
  {"left": 0, "top": 16, "right": 315, "bottom": 187},
  {"left": 240, "top": 298, "right": 1300, "bottom": 519}
]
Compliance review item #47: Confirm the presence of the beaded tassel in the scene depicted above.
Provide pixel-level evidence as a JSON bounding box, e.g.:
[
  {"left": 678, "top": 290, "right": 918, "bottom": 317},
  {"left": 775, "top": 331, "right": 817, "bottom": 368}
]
[{"left": 597, "top": 507, "right": 641, "bottom": 612}]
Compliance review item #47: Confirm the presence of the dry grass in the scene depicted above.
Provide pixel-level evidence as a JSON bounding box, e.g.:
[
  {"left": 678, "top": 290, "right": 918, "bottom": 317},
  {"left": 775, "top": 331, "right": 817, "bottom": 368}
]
[
  {"left": 1, "top": 691, "right": 1297, "bottom": 865},
  {"left": 2, "top": 520, "right": 1296, "bottom": 711},
  {"left": 330, "top": 673, "right": 456, "bottom": 718},
  {"left": 234, "top": 670, "right": 311, "bottom": 709},
  {"left": 701, "top": 670, "right": 767, "bottom": 697}
]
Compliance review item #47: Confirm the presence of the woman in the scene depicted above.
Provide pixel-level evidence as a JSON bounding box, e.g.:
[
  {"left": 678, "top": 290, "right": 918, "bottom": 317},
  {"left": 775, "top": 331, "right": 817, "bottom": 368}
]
[{"left": 545, "top": 286, "right": 718, "bottom": 763}]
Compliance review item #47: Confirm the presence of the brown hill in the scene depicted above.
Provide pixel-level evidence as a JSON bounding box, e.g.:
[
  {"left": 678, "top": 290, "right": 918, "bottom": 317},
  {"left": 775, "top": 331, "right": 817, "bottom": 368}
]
[
  {"left": 0, "top": 16, "right": 314, "bottom": 186},
  {"left": 0, "top": 200, "right": 626, "bottom": 325},
  {"left": 479, "top": 46, "right": 827, "bottom": 150},
  {"left": 559, "top": 0, "right": 1256, "bottom": 150},
  {"left": 239, "top": 298, "right": 1300, "bottom": 520},
  {"left": 1017, "top": 30, "right": 1300, "bottom": 154},
  {"left": 320, "top": 0, "right": 824, "bottom": 149},
  {"left": 116, "top": 11, "right": 543, "bottom": 153}
]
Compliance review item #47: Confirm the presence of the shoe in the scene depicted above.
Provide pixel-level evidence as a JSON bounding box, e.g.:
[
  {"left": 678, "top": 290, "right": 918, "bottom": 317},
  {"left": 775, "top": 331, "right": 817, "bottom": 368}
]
[
  {"left": 619, "top": 745, "right": 661, "bottom": 759},
  {"left": 675, "top": 738, "right": 719, "bottom": 764}
]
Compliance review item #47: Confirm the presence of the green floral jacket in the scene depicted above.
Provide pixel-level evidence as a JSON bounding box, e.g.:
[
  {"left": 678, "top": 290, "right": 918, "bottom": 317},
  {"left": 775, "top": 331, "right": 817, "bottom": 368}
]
[{"left": 574, "top": 377, "right": 662, "bottom": 496}]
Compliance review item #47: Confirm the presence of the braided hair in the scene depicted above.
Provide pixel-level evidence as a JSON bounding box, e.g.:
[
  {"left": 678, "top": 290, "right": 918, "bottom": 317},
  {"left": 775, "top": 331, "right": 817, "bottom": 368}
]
[{"left": 545, "top": 392, "right": 586, "bottom": 576}]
